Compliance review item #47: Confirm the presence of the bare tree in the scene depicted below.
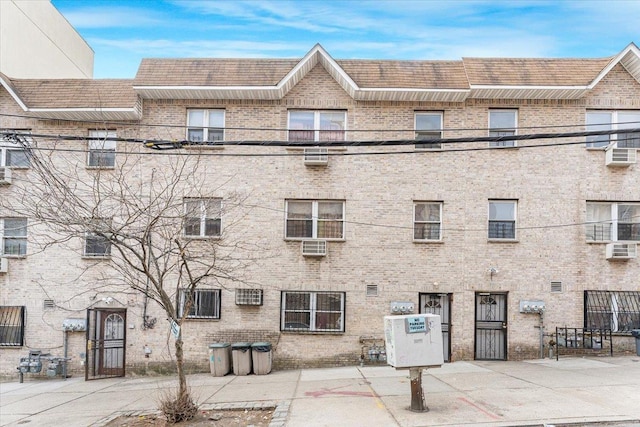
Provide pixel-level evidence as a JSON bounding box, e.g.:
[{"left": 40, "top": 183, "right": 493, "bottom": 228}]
[{"left": 3, "top": 132, "right": 260, "bottom": 420}]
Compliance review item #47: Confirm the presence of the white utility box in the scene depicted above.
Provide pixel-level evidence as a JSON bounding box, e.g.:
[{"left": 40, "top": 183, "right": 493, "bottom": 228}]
[{"left": 384, "top": 314, "right": 444, "bottom": 368}]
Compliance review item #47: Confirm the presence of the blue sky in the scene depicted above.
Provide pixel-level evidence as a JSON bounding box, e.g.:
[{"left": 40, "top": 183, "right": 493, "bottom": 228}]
[{"left": 51, "top": 0, "right": 640, "bottom": 79}]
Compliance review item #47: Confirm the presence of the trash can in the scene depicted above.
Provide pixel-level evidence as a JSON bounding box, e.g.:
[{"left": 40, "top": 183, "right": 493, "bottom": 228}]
[
  {"left": 231, "top": 342, "right": 252, "bottom": 375},
  {"left": 251, "top": 342, "right": 272, "bottom": 375},
  {"left": 208, "top": 343, "right": 231, "bottom": 376},
  {"left": 632, "top": 330, "right": 640, "bottom": 356}
]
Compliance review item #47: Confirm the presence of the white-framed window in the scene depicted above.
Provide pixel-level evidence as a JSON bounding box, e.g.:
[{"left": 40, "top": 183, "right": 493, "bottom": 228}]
[
  {"left": 488, "top": 200, "right": 517, "bottom": 240},
  {"left": 88, "top": 130, "right": 116, "bottom": 168},
  {"left": 1, "top": 218, "right": 27, "bottom": 256},
  {"left": 586, "top": 202, "right": 640, "bottom": 242},
  {"left": 187, "top": 109, "right": 224, "bottom": 142},
  {"left": 281, "top": 291, "right": 345, "bottom": 332},
  {"left": 84, "top": 218, "right": 112, "bottom": 257},
  {"left": 178, "top": 289, "right": 221, "bottom": 319},
  {"left": 586, "top": 110, "right": 640, "bottom": 148},
  {"left": 0, "top": 306, "right": 25, "bottom": 346},
  {"left": 184, "top": 198, "right": 222, "bottom": 238},
  {"left": 285, "top": 200, "right": 344, "bottom": 239},
  {"left": 489, "top": 109, "right": 517, "bottom": 147},
  {"left": 415, "top": 112, "right": 443, "bottom": 149},
  {"left": 414, "top": 202, "right": 442, "bottom": 241},
  {"left": 1, "top": 130, "right": 31, "bottom": 168},
  {"left": 288, "top": 110, "right": 346, "bottom": 142}
]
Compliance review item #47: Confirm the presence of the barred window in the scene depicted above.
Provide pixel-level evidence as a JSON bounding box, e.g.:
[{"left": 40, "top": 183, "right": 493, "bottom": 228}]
[
  {"left": 178, "top": 289, "right": 221, "bottom": 319},
  {"left": 585, "top": 290, "right": 640, "bottom": 333},
  {"left": 0, "top": 306, "right": 25, "bottom": 346}
]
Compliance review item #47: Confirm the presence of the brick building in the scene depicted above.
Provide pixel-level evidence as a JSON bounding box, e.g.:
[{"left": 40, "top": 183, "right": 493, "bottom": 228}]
[{"left": 0, "top": 43, "right": 639, "bottom": 378}]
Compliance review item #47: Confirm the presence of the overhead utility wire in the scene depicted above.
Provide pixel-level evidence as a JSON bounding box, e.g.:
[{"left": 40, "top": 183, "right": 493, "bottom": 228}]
[{"left": 2, "top": 128, "right": 639, "bottom": 150}]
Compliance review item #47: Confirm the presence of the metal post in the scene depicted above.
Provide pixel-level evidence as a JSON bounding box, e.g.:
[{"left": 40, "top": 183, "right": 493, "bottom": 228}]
[{"left": 409, "top": 367, "right": 428, "bottom": 412}]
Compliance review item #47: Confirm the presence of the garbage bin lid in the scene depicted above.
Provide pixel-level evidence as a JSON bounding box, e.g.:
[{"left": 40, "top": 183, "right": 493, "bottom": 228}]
[
  {"left": 231, "top": 342, "right": 252, "bottom": 349},
  {"left": 208, "top": 343, "right": 230, "bottom": 348},
  {"left": 632, "top": 329, "right": 640, "bottom": 337},
  {"left": 251, "top": 342, "right": 272, "bottom": 352}
]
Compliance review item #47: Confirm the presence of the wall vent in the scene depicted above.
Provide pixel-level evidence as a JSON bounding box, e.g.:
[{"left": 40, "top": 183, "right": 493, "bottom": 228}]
[
  {"left": 366, "top": 284, "right": 378, "bottom": 297},
  {"left": 43, "top": 299, "right": 55, "bottom": 309},
  {"left": 550, "top": 281, "right": 563, "bottom": 293}
]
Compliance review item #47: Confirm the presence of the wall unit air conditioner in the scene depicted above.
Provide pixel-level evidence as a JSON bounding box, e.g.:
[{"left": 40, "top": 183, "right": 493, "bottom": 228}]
[
  {"left": 605, "top": 147, "right": 637, "bottom": 167},
  {"left": 605, "top": 243, "right": 638, "bottom": 260},
  {"left": 235, "top": 289, "right": 263, "bottom": 306},
  {"left": 0, "top": 257, "right": 8, "bottom": 273},
  {"left": 0, "top": 167, "right": 12, "bottom": 185},
  {"left": 303, "top": 147, "right": 328, "bottom": 166},
  {"left": 301, "top": 239, "right": 327, "bottom": 256}
]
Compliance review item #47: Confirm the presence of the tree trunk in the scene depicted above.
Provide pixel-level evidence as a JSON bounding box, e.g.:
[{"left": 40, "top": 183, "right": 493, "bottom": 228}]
[{"left": 175, "top": 337, "right": 188, "bottom": 400}]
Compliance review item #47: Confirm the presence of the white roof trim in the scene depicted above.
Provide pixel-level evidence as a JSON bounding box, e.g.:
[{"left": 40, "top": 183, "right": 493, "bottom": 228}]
[
  {"left": 589, "top": 42, "right": 640, "bottom": 88},
  {"left": 470, "top": 84, "right": 589, "bottom": 90},
  {"left": 0, "top": 75, "right": 28, "bottom": 111}
]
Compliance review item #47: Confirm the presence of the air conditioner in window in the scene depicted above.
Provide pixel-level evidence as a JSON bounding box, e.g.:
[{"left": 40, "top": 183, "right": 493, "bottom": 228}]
[
  {"left": 605, "top": 243, "right": 638, "bottom": 260},
  {"left": 0, "top": 167, "right": 12, "bottom": 185},
  {"left": 605, "top": 147, "right": 637, "bottom": 167},
  {"left": 0, "top": 257, "right": 8, "bottom": 273},
  {"left": 301, "top": 239, "right": 327, "bottom": 256},
  {"left": 303, "top": 147, "right": 328, "bottom": 166}
]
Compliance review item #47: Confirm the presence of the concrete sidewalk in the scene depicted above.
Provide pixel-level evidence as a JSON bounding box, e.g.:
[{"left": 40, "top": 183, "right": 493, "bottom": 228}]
[{"left": 1, "top": 356, "right": 639, "bottom": 427}]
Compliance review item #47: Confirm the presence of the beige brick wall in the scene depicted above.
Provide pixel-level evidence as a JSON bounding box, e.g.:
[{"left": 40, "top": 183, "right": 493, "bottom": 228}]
[{"left": 1, "top": 63, "right": 638, "bottom": 377}]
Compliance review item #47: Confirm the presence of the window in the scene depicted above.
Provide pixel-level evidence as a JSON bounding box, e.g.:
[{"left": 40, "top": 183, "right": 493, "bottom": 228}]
[
  {"left": 184, "top": 198, "right": 222, "bottom": 238},
  {"left": 1, "top": 218, "right": 27, "bottom": 256},
  {"left": 415, "top": 112, "right": 442, "bottom": 149},
  {"left": 281, "top": 291, "right": 345, "bottom": 332},
  {"left": 83, "top": 218, "right": 111, "bottom": 257},
  {"left": 489, "top": 110, "right": 517, "bottom": 147},
  {"left": 586, "top": 111, "right": 640, "bottom": 148},
  {"left": 0, "top": 306, "right": 25, "bottom": 346},
  {"left": 88, "top": 130, "right": 116, "bottom": 168},
  {"left": 187, "top": 109, "right": 224, "bottom": 142},
  {"left": 288, "top": 111, "right": 346, "bottom": 142},
  {"left": 285, "top": 200, "right": 344, "bottom": 239},
  {"left": 488, "top": 200, "right": 516, "bottom": 239},
  {"left": 414, "top": 202, "right": 442, "bottom": 241},
  {"left": 585, "top": 291, "right": 640, "bottom": 333},
  {"left": 586, "top": 202, "right": 640, "bottom": 241},
  {"left": 178, "top": 289, "right": 221, "bottom": 319},
  {"left": 1, "top": 130, "right": 31, "bottom": 167}
]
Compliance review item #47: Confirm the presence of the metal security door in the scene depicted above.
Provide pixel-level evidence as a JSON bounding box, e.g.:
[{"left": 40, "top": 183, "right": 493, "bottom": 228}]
[
  {"left": 419, "top": 293, "right": 452, "bottom": 362},
  {"left": 86, "top": 308, "right": 126, "bottom": 380},
  {"left": 475, "top": 292, "right": 507, "bottom": 360}
]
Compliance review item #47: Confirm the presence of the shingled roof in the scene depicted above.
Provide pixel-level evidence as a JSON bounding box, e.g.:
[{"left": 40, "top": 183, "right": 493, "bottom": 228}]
[
  {"left": 135, "top": 58, "right": 299, "bottom": 86},
  {"left": 462, "top": 57, "right": 613, "bottom": 86},
  {"left": 0, "top": 74, "right": 141, "bottom": 120},
  {"left": 1, "top": 43, "right": 639, "bottom": 117}
]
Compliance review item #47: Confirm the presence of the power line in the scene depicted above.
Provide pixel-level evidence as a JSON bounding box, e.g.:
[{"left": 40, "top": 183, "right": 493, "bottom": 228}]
[{"left": 2, "top": 127, "right": 639, "bottom": 152}]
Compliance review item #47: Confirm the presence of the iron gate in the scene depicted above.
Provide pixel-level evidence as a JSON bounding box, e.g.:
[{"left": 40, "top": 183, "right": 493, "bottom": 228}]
[
  {"left": 86, "top": 308, "right": 126, "bottom": 380},
  {"left": 475, "top": 292, "right": 507, "bottom": 360},
  {"left": 419, "top": 293, "right": 452, "bottom": 362}
]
